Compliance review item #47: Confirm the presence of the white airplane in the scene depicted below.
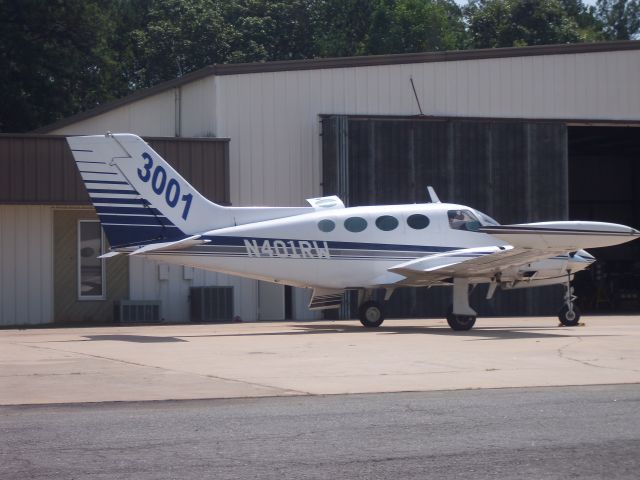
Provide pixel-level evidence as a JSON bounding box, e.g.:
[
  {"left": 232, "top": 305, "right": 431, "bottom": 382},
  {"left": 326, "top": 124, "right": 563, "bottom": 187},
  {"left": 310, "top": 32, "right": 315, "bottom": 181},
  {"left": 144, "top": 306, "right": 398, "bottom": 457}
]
[{"left": 68, "top": 133, "right": 639, "bottom": 330}]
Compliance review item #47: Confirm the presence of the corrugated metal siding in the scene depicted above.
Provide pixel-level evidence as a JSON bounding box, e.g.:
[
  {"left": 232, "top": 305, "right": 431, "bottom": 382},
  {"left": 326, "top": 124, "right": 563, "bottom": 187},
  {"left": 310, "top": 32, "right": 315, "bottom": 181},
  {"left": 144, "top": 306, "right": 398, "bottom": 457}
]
[
  {"left": 0, "top": 135, "right": 229, "bottom": 205},
  {"left": 211, "top": 49, "right": 639, "bottom": 209},
  {"left": 0, "top": 205, "right": 53, "bottom": 325},
  {"left": 128, "top": 257, "right": 258, "bottom": 322},
  {"left": 53, "top": 208, "right": 129, "bottom": 323},
  {"left": 322, "top": 116, "right": 567, "bottom": 317}
]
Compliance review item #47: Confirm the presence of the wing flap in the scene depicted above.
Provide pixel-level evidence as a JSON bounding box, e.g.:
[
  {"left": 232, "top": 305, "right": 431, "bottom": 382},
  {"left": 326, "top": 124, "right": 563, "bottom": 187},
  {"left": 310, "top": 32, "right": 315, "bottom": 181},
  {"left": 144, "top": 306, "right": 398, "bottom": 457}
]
[{"left": 388, "top": 245, "right": 567, "bottom": 284}]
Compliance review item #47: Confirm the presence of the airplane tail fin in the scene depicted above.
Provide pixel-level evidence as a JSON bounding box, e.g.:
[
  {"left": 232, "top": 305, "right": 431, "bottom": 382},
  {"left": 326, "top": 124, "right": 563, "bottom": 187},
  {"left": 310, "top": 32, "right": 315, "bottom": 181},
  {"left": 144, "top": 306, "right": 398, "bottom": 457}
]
[{"left": 67, "top": 133, "right": 231, "bottom": 249}]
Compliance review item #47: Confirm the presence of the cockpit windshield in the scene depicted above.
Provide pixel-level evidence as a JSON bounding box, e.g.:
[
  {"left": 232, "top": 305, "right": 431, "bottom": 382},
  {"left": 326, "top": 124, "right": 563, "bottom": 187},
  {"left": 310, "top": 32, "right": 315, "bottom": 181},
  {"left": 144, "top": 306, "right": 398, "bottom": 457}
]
[
  {"left": 476, "top": 211, "right": 500, "bottom": 226},
  {"left": 447, "top": 209, "right": 500, "bottom": 231},
  {"left": 447, "top": 210, "right": 481, "bottom": 231}
]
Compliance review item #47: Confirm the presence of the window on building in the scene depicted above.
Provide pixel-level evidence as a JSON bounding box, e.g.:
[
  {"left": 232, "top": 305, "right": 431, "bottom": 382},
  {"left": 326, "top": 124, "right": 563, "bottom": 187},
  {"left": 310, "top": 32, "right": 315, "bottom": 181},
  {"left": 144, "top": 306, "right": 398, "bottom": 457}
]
[
  {"left": 318, "top": 219, "right": 336, "bottom": 232},
  {"left": 78, "top": 220, "right": 105, "bottom": 300},
  {"left": 344, "top": 217, "right": 368, "bottom": 232},
  {"left": 447, "top": 210, "right": 481, "bottom": 231},
  {"left": 406, "top": 214, "right": 430, "bottom": 230},
  {"left": 375, "top": 215, "right": 399, "bottom": 231}
]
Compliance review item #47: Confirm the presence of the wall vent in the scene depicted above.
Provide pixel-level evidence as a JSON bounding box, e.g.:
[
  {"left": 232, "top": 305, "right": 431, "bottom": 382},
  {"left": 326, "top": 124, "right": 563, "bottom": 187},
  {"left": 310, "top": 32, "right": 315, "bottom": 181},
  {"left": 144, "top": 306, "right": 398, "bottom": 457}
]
[
  {"left": 190, "top": 286, "right": 234, "bottom": 322},
  {"left": 114, "top": 300, "right": 162, "bottom": 323}
]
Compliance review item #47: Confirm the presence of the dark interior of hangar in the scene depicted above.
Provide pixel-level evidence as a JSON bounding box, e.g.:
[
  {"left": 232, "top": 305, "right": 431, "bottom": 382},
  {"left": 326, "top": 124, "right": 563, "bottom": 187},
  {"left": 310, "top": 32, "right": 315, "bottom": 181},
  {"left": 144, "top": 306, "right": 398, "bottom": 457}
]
[
  {"left": 569, "top": 126, "right": 640, "bottom": 313},
  {"left": 321, "top": 116, "right": 640, "bottom": 318}
]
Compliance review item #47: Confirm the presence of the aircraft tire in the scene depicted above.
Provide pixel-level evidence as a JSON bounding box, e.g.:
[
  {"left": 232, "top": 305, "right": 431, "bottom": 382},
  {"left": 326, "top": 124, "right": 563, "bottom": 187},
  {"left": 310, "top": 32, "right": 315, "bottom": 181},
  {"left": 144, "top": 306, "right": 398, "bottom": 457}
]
[
  {"left": 446, "top": 307, "right": 476, "bottom": 331},
  {"left": 359, "top": 301, "right": 385, "bottom": 328},
  {"left": 558, "top": 304, "right": 581, "bottom": 326}
]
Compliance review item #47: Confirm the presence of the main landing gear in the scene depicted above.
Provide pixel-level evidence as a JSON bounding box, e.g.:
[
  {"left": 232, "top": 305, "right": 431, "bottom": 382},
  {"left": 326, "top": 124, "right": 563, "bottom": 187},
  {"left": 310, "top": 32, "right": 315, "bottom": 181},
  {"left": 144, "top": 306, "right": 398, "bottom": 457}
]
[
  {"left": 558, "top": 271, "right": 581, "bottom": 326},
  {"left": 447, "top": 278, "right": 476, "bottom": 331},
  {"left": 359, "top": 300, "right": 385, "bottom": 328},
  {"left": 356, "top": 280, "right": 479, "bottom": 331},
  {"left": 357, "top": 289, "right": 392, "bottom": 328}
]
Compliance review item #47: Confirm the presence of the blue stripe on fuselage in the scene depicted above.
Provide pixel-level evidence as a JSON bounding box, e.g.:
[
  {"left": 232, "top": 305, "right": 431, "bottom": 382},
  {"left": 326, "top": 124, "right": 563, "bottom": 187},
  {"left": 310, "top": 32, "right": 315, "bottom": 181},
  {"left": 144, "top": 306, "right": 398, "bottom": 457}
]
[{"left": 203, "top": 235, "right": 462, "bottom": 253}]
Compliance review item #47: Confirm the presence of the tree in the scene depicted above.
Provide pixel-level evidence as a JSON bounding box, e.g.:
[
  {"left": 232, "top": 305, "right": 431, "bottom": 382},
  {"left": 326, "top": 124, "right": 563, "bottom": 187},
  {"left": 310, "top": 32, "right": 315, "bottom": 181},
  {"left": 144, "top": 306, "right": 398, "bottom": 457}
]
[
  {"left": 0, "top": 0, "right": 123, "bottom": 132},
  {"left": 310, "top": 0, "right": 376, "bottom": 57},
  {"left": 224, "top": 0, "right": 316, "bottom": 63},
  {"left": 367, "top": 0, "right": 467, "bottom": 54},
  {"left": 129, "top": 0, "right": 232, "bottom": 87},
  {"left": 596, "top": 0, "right": 640, "bottom": 39},
  {"left": 465, "top": 0, "right": 600, "bottom": 48}
]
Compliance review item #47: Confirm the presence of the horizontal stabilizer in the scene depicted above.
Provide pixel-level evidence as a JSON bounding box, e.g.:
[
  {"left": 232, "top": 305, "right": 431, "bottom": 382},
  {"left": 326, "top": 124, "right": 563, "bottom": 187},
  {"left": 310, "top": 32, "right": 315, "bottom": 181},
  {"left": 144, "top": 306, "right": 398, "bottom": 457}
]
[
  {"left": 306, "top": 196, "right": 345, "bottom": 210},
  {"left": 97, "top": 251, "right": 122, "bottom": 259},
  {"left": 129, "top": 235, "right": 209, "bottom": 256},
  {"left": 309, "top": 288, "right": 344, "bottom": 310}
]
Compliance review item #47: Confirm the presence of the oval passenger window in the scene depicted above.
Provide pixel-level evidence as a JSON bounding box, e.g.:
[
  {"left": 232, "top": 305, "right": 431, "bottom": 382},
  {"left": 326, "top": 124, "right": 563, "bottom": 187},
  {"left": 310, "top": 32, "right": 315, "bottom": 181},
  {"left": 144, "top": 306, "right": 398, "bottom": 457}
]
[
  {"left": 375, "top": 215, "right": 399, "bottom": 231},
  {"left": 407, "top": 214, "right": 430, "bottom": 230},
  {"left": 344, "top": 217, "right": 368, "bottom": 232}
]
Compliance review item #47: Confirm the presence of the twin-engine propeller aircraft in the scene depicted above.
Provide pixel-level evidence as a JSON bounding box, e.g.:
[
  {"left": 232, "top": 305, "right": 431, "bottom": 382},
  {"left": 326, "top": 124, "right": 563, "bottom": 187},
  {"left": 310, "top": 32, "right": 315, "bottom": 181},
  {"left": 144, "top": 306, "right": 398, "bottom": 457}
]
[{"left": 68, "top": 133, "right": 639, "bottom": 331}]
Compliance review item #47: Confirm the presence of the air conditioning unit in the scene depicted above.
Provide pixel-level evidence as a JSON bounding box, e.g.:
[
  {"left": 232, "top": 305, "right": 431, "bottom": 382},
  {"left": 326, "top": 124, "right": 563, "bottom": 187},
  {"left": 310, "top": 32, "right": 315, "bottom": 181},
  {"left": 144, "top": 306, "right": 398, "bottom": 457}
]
[
  {"left": 114, "top": 300, "right": 162, "bottom": 323},
  {"left": 190, "top": 286, "right": 233, "bottom": 322}
]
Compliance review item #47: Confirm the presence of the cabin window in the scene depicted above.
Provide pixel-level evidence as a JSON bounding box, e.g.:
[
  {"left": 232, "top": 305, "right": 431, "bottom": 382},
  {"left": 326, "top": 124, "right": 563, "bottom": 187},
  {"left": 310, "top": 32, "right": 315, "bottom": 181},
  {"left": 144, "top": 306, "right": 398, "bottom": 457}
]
[
  {"left": 318, "top": 219, "right": 336, "bottom": 232},
  {"left": 406, "top": 214, "right": 430, "bottom": 230},
  {"left": 344, "top": 217, "right": 368, "bottom": 232},
  {"left": 447, "top": 210, "right": 481, "bottom": 231},
  {"left": 375, "top": 215, "right": 399, "bottom": 231},
  {"left": 78, "top": 220, "right": 105, "bottom": 300}
]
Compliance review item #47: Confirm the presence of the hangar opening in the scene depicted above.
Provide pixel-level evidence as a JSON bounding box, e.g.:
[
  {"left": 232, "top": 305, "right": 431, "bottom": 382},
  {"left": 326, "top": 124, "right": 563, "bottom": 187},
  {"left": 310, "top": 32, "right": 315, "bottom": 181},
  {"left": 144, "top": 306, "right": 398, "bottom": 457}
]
[{"left": 568, "top": 125, "right": 640, "bottom": 313}]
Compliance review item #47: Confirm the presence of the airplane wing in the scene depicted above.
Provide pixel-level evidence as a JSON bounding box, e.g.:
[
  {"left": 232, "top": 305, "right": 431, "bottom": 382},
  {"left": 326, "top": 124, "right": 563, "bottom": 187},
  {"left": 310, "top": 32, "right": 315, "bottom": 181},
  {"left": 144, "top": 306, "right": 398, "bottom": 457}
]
[
  {"left": 388, "top": 246, "right": 567, "bottom": 284},
  {"left": 388, "top": 221, "right": 639, "bottom": 285},
  {"left": 479, "top": 221, "right": 640, "bottom": 250}
]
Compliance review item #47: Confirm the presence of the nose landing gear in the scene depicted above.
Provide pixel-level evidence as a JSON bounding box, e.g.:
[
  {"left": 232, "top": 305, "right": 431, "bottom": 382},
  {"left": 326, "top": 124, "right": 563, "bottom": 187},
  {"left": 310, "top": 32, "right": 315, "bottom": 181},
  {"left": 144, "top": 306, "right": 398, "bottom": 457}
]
[{"left": 559, "top": 271, "right": 581, "bottom": 326}]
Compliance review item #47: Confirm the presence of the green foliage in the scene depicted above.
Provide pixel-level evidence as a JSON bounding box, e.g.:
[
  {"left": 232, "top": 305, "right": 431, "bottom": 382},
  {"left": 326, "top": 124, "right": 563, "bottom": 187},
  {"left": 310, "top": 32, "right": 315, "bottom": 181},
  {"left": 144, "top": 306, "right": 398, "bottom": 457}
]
[
  {"left": 596, "top": 0, "right": 640, "bottom": 39},
  {"left": 465, "top": 0, "right": 602, "bottom": 48},
  {"left": 0, "top": 0, "right": 121, "bottom": 131},
  {"left": 225, "top": 0, "right": 316, "bottom": 62},
  {"left": 367, "top": 0, "right": 466, "bottom": 54},
  {"left": 311, "top": 0, "right": 376, "bottom": 57},
  {"left": 130, "top": 0, "right": 231, "bottom": 87}
]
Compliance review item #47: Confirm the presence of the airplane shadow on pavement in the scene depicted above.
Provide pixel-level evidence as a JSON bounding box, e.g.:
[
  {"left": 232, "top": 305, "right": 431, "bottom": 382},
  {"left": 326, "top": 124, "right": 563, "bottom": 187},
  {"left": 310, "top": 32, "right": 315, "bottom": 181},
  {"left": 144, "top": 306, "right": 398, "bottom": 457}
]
[
  {"left": 68, "top": 323, "right": 618, "bottom": 344},
  {"left": 173, "top": 322, "right": 617, "bottom": 342}
]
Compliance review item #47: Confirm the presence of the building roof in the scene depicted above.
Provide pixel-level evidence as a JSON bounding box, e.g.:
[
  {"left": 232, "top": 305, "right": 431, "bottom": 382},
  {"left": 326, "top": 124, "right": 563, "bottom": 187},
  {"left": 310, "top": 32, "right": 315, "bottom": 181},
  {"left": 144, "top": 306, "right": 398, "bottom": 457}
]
[{"left": 37, "top": 40, "right": 640, "bottom": 134}]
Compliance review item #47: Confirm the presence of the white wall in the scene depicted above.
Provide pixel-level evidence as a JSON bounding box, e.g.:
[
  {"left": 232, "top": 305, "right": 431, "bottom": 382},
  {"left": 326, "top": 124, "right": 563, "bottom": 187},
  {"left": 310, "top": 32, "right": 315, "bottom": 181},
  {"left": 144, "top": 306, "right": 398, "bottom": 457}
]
[
  {"left": 128, "top": 257, "right": 258, "bottom": 323},
  {"left": 0, "top": 206, "right": 54, "bottom": 326}
]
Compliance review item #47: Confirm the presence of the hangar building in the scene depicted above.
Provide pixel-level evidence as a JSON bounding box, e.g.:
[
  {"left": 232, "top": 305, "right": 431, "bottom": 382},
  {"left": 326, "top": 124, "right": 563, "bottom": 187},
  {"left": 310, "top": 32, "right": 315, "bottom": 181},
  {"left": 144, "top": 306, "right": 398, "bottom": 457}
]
[{"left": 1, "top": 40, "right": 639, "bottom": 326}]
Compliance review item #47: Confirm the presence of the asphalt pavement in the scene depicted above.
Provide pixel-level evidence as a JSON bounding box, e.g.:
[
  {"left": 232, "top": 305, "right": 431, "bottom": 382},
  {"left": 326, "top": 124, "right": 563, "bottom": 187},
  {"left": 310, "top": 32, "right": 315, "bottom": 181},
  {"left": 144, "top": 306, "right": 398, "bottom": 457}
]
[{"left": 1, "top": 385, "right": 639, "bottom": 479}]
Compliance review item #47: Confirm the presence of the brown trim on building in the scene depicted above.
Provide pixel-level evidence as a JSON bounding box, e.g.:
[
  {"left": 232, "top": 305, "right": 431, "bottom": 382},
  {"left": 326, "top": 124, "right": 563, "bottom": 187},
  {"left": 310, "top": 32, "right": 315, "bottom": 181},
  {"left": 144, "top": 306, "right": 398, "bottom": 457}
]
[
  {"left": 36, "top": 40, "right": 640, "bottom": 134},
  {"left": 0, "top": 135, "right": 230, "bottom": 205}
]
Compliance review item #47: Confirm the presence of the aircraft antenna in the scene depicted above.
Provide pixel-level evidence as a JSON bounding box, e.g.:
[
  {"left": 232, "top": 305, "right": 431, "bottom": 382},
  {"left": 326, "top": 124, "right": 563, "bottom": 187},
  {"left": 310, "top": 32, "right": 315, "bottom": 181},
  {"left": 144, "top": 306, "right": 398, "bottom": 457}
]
[
  {"left": 427, "top": 186, "right": 441, "bottom": 203},
  {"left": 410, "top": 77, "right": 424, "bottom": 116}
]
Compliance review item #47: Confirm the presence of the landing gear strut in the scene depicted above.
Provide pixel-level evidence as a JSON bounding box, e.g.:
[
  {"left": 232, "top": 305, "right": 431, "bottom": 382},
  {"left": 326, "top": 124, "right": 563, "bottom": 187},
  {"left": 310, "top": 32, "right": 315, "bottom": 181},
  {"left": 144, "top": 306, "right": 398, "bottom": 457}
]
[
  {"left": 446, "top": 278, "right": 477, "bottom": 331},
  {"left": 558, "top": 271, "right": 581, "bottom": 326}
]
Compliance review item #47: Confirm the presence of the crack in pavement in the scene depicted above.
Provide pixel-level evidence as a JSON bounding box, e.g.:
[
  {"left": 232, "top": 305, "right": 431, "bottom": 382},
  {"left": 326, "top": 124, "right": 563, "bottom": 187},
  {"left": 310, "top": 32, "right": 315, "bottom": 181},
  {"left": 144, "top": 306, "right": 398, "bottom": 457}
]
[
  {"left": 11, "top": 342, "right": 310, "bottom": 396},
  {"left": 556, "top": 337, "right": 640, "bottom": 373}
]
